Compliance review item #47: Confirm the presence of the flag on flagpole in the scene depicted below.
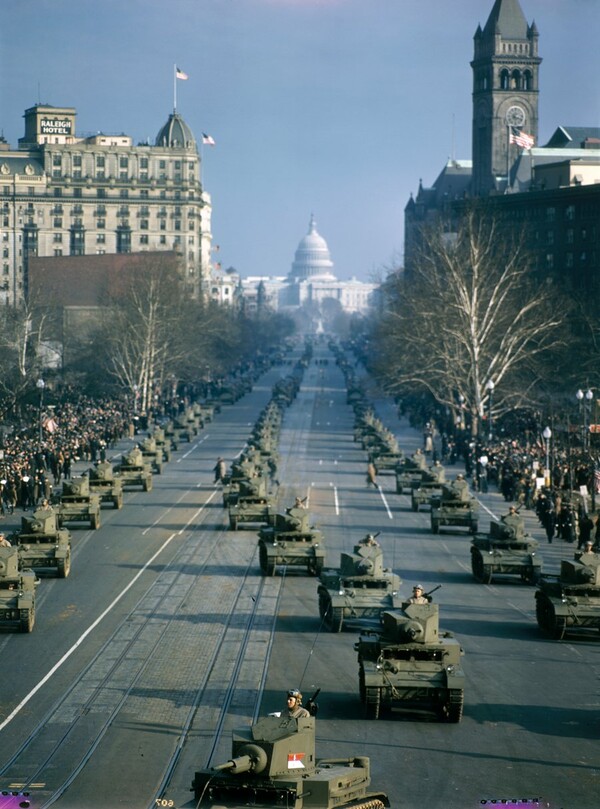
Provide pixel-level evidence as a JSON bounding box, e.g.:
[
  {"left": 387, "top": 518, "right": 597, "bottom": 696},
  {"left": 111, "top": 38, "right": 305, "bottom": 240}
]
[
  {"left": 509, "top": 128, "right": 535, "bottom": 149},
  {"left": 202, "top": 133, "right": 216, "bottom": 146},
  {"left": 176, "top": 67, "right": 189, "bottom": 80}
]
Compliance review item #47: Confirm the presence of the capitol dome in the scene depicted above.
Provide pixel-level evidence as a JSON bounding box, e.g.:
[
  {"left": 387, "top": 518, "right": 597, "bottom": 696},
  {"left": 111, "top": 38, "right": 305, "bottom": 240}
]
[
  {"left": 289, "top": 215, "right": 336, "bottom": 281},
  {"left": 155, "top": 112, "right": 196, "bottom": 149}
]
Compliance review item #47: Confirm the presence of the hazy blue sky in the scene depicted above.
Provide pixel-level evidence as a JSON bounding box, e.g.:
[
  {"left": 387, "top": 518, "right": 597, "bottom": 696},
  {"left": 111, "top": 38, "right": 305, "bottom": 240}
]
[{"left": 1, "top": 0, "right": 598, "bottom": 281}]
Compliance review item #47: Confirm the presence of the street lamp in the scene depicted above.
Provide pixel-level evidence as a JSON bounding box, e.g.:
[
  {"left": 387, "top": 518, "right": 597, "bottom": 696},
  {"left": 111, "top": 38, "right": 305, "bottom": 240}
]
[
  {"left": 575, "top": 388, "right": 593, "bottom": 451},
  {"left": 36, "top": 377, "right": 45, "bottom": 442},
  {"left": 486, "top": 379, "right": 495, "bottom": 442},
  {"left": 543, "top": 426, "right": 552, "bottom": 487}
]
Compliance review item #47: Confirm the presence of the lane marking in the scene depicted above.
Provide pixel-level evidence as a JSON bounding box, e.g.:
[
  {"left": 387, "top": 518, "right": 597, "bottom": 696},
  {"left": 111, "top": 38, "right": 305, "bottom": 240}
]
[
  {"left": 330, "top": 483, "right": 340, "bottom": 515},
  {"left": 178, "top": 434, "right": 209, "bottom": 461},
  {"left": 0, "top": 489, "right": 217, "bottom": 732},
  {"left": 378, "top": 485, "right": 394, "bottom": 519}
]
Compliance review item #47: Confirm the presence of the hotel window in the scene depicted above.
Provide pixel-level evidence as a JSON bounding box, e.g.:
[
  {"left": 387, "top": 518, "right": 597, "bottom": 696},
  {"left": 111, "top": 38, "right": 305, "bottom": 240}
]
[
  {"left": 140, "top": 234, "right": 149, "bottom": 245},
  {"left": 97, "top": 234, "right": 106, "bottom": 243}
]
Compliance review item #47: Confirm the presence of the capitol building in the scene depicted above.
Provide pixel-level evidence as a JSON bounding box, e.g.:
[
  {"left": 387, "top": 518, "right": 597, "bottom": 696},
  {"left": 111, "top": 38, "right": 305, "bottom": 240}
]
[{"left": 239, "top": 215, "right": 377, "bottom": 316}]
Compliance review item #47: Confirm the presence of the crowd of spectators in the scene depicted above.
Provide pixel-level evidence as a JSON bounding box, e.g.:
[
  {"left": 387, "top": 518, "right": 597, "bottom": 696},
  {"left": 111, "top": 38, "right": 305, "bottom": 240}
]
[{"left": 0, "top": 398, "right": 133, "bottom": 517}]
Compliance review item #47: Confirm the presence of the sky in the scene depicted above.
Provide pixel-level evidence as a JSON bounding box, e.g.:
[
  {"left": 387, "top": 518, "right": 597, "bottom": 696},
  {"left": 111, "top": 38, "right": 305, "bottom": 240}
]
[{"left": 1, "top": 0, "right": 599, "bottom": 282}]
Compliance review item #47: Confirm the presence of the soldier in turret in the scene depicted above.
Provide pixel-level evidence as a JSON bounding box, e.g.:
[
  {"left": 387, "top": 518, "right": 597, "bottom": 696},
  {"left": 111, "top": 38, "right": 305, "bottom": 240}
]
[
  {"left": 407, "top": 585, "right": 428, "bottom": 605},
  {"left": 501, "top": 505, "right": 523, "bottom": 536},
  {"left": 286, "top": 689, "right": 310, "bottom": 719}
]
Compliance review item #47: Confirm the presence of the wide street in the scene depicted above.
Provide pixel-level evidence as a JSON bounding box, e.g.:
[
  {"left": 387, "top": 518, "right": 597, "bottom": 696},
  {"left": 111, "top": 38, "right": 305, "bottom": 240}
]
[{"left": 0, "top": 343, "right": 597, "bottom": 809}]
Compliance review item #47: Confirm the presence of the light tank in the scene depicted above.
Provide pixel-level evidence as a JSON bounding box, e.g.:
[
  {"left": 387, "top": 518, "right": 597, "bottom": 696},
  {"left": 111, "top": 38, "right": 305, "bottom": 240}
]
[
  {"left": 138, "top": 436, "right": 164, "bottom": 475},
  {"left": 471, "top": 511, "right": 542, "bottom": 584},
  {"left": 395, "top": 452, "right": 428, "bottom": 494},
  {"left": 318, "top": 536, "right": 402, "bottom": 632},
  {"left": 149, "top": 427, "right": 173, "bottom": 462},
  {"left": 13, "top": 506, "right": 72, "bottom": 577},
  {"left": 410, "top": 463, "right": 446, "bottom": 511},
  {"left": 229, "top": 476, "right": 275, "bottom": 530},
  {"left": 116, "top": 447, "right": 153, "bottom": 491},
  {"left": 355, "top": 603, "right": 465, "bottom": 722},
  {"left": 88, "top": 460, "right": 124, "bottom": 509},
  {"left": 0, "top": 546, "right": 38, "bottom": 632},
  {"left": 258, "top": 506, "right": 325, "bottom": 576},
  {"left": 58, "top": 475, "right": 101, "bottom": 530},
  {"left": 535, "top": 553, "right": 600, "bottom": 639},
  {"left": 430, "top": 478, "right": 478, "bottom": 535},
  {"left": 191, "top": 714, "right": 390, "bottom": 809}
]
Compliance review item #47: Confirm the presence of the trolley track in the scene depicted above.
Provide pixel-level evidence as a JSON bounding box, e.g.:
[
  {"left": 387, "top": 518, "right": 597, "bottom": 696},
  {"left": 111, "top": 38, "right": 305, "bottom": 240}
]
[{"left": 0, "top": 496, "right": 269, "bottom": 807}]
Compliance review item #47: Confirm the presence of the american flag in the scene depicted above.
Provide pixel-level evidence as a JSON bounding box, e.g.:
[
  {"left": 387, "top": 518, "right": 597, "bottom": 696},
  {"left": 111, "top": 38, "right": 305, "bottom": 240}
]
[
  {"left": 510, "top": 128, "right": 535, "bottom": 149},
  {"left": 175, "top": 67, "right": 189, "bottom": 81},
  {"left": 202, "top": 133, "right": 216, "bottom": 146}
]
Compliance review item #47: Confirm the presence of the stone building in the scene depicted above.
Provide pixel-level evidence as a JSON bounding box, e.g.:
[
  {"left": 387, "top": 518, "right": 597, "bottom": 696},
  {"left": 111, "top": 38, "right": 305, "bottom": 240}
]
[
  {"left": 404, "top": 0, "right": 600, "bottom": 292},
  {"left": 240, "top": 215, "right": 376, "bottom": 317},
  {"left": 0, "top": 103, "right": 212, "bottom": 305}
]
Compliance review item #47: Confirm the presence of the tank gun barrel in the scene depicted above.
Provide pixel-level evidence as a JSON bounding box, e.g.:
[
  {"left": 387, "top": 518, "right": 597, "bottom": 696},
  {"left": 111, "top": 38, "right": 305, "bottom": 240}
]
[{"left": 212, "top": 754, "right": 254, "bottom": 774}]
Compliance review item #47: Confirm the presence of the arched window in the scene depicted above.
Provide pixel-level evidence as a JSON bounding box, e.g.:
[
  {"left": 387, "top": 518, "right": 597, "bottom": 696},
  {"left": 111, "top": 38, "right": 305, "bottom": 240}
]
[
  {"left": 523, "top": 70, "right": 532, "bottom": 90},
  {"left": 511, "top": 69, "right": 521, "bottom": 89},
  {"left": 500, "top": 69, "right": 509, "bottom": 90}
]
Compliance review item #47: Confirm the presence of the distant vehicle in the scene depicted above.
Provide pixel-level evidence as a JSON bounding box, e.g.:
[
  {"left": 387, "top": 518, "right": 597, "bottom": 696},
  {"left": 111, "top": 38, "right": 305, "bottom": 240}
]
[
  {"left": 13, "top": 506, "right": 72, "bottom": 578},
  {"left": 58, "top": 475, "right": 101, "bottom": 530},
  {"left": 471, "top": 512, "right": 542, "bottom": 584}
]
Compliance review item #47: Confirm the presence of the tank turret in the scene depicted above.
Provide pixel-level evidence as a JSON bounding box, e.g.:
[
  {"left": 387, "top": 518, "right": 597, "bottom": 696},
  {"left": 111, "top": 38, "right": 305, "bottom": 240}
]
[
  {"left": 283, "top": 506, "right": 310, "bottom": 532},
  {"left": 191, "top": 715, "right": 389, "bottom": 807},
  {"left": 21, "top": 508, "right": 59, "bottom": 535}
]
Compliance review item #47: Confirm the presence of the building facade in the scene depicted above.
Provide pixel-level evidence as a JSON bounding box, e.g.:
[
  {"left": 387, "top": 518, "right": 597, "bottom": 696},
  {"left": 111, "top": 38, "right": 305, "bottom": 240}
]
[
  {"left": 0, "top": 104, "right": 212, "bottom": 305},
  {"left": 239, "top": 215, "right": 377, "bottom": 318},
  {"left": 404, "top": 0, "right": 600, "bottom": 292}
]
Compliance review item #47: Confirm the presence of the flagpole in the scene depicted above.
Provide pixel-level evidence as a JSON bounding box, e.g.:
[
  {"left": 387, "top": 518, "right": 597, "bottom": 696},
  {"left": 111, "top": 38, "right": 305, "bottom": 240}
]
[
  {"left": 506, "top": 124, "right": 510, "bottom": 192},
  {"left": 173, "top": 64, "right": 177, "bottom": 112}
]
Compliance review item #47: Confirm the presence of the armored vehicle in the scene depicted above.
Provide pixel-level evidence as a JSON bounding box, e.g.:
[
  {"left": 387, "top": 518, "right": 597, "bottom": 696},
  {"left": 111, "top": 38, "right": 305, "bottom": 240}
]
[
  {"left": 191, "top": 714, "right": 390, "bottom": 809},
  {"left": 318, "top": 536, "right": 402, "bottom": 632},
  {"left": 161, "top": 421, "right": 180, "bottom": 451},
  {"left": 229, "top": 476, "right": 275, "bottom": 530},
  {"left": 535, "top": 554, "right": 600, "bottom": 639},
  {"left": 430, "top": 478, "right": 478, "bottom": 535},
  {"left": 258, "top": 506, "right": 325, "bottom": 576},
  {"left": 410, "top": 463, "right": 446, "bottom": 511},
  {"left": 58, "top": 475, "right": 101, "bottom": 530},
  {"left": 88, "top": 460, "right": 124, "bottom": 509},
  {"left": 395, "top": 451, "right": 428, "bottom": 494},
  {"left": 369, "top": 447, "right": 404, "bottom": 474},
  {"left": 172, "top": 414, "right": 194, "bottom": 443},
  {"left": 13, "top": 506, "right": 72, "bottom": 577},
  {"left": 0, "top": 546, "right": 38, "bottom": 632},
  {"left": 138, "top": 436, "right": 164, "bottom": 475},
  {"left": 471, "top": 510, "right": 542, "bottom": 584},
  {"left": 115, "top": 447, "right": 153, "bottom": 491},
  {"left": 356, "top": 603, "right": 465, "bottom": 721},
  {"left": 150, "top": 427, "right": 173, "bottom": 462}
]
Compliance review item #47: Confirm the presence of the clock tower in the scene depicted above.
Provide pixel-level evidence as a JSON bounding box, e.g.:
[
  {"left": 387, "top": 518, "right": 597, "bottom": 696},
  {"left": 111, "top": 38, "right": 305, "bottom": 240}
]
[{"left": 471, "top": 0, "right": 541, "bottom": 196}]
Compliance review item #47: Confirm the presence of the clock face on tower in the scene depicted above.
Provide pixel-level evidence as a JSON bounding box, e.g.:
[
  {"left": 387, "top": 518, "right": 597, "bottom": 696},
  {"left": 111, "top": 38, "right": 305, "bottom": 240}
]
[{"left": 505, "top": 105, "right": 526, "bottom": 127}]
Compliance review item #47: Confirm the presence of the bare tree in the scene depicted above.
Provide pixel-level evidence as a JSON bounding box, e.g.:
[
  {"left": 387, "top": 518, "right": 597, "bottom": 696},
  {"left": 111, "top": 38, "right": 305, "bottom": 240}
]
[{"left": 374, "top": 209, "right": 566, "bottom": 435}]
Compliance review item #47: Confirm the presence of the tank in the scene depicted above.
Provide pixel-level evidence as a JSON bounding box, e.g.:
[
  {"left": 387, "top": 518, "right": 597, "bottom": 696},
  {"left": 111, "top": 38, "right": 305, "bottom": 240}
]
[
  {"left": 430, "top": 479, "right": 478, "bottom": 535},
  {"left": 229, "top": 476, "right": 275, "bottom": 530},
  {"left": 535, "top": 554, "right": 600, "bottom": 639},
  {"left": 115, "top": 447, "right": 153, "bottom": 491},
  {"left": 172, "top": 414, "right": 194, "bottom": 443},
  {"left": 318, "top": 537, "right": 403, "bottom": 632},
  {"left": 470, "top": 512, "right": 542, "bottom": 584},
  {"left": 149, "top": 427, "right": 173, "bottom": 462},
  {"left": 0, "top": 546, "right": 38, "bottom": 632},
  {"left": 88, "top": 460, "right": 124, "bottom": 509},
  {"left": 258, "top": 507, "right": 326, "bottom": 576},
  {"left": 138, "top": 436, "right": 164, "bottom": 475},
  {"left": 410, "top": 464, "right": 446, "bottom": 511},
  {"left": 395, "top": 452, "right": 428, "bottom": 494},
  {"left": 191, "top": 714, "right": 390, "bottom": 808},
  {"left": 13, "top": 506, "right": 72, "bottom": 577},
  {"left": 58, "top": 475, "right": 101, "bottom": 530},
  {"left": 356, "top": 603, "right": 465, "bottom": 721}
]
